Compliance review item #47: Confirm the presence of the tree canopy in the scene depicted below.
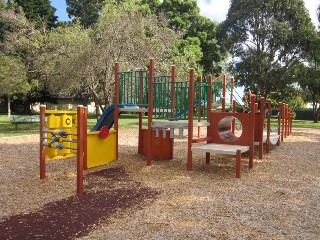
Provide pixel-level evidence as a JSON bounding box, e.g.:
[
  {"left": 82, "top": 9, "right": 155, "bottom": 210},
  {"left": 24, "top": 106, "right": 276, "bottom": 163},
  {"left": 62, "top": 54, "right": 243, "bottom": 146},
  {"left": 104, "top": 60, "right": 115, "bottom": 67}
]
[
  {"left": 66, "top": 0, "right": 105, "bottom": 28},
  {"left": 219, "top": 0, "right": 316, "bottom": 98},
  {"left": 14, "top": 0, "right": 58, "bottom": 28}
]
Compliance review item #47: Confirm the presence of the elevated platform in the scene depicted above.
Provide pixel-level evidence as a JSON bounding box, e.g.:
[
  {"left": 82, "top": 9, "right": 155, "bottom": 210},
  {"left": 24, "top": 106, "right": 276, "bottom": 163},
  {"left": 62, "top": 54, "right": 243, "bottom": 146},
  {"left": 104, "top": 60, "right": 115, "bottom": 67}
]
[
  {"left": 152, "top": 121, "right": 210, "bottom": 139},
  {"left": 191, "top": 143, "right": 249, "bottom": 155},
  {"left": 254, "top": 132, "right": 279, "bottom": 145}
]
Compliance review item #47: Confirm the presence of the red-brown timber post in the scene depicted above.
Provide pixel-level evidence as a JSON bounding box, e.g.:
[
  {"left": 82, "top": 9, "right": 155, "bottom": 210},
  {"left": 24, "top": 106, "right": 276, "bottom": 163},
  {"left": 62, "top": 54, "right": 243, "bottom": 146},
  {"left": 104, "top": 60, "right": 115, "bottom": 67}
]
[
  {"left": 249, "top": 95, "right": 256, "bottom": 168},
  {"left": 258, "top": 97, "right": 265, "bottom": 160},
  {"left": 138, "top": 70, "right": 144, "bottom": 154},
  {"left": 147, "top": 58, "right": 154, "bottom": 166},
  {"left": 232, "top": 99, "right": 237, "bottom": 134},
  {"left": 40, "top": 105, "right": 46, "bottom": 179},
  {"left": 197, "top": 76, "right": 202, "bottom": 138},
  {"left": 206, "top": 75, "right": 213, "bottom": 164},
  {"left": 285, "top": 104, "right": 289, "bottom": 138},
  {"left": 187, "top": 68, "right": 195, "bottom": 171},
  {"left": 281, "top": 103, "right": 285, "bottom": 142},
  {"left": 222, "top": 74, "right": 227, "bottom": 112},
  {"left": 114, "top": 63, "right": 120, "bottom": 160},
  {"left": 77, "top": 105, "right": 84, "bottom": 195},
  {"left": 83, "top": 107, "right": 88, "bottom": 170},
  {"left": 171, "top": 65, "right": 176, "bottom": 119},
  {"left": 266, "top": 99, "right": 271, "bottom": 153}
]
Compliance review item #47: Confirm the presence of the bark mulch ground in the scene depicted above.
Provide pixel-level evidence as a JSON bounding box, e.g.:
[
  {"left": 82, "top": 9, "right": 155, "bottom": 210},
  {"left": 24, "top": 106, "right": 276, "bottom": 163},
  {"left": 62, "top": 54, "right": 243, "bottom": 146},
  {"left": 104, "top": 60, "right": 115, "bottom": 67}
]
[{"left": 0, "top": 167, "right": 160, "bottom": 240}]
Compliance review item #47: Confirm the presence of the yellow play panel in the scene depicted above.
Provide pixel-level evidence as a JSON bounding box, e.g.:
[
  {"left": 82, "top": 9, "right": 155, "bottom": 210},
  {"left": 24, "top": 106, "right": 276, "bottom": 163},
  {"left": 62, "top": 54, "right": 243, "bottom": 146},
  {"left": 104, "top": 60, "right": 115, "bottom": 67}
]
[{"left": 87, "top": 130, "right": 116, "bottom": 168}]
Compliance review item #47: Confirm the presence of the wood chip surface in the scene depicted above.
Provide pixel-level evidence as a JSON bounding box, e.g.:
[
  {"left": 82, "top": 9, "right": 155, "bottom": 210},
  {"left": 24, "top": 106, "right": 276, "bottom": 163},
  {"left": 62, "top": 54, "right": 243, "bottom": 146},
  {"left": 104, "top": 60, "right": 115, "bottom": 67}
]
[{"left": 0, "top": 127, "right": 319, "bottom": 239}]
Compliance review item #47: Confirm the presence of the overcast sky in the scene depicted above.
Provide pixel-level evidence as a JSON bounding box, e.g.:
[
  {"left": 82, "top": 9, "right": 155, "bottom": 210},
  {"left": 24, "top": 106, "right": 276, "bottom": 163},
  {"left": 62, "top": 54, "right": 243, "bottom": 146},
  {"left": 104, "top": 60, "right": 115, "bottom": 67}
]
[{"left": 198, "top": 0, "right": 319, "bottom": 27}]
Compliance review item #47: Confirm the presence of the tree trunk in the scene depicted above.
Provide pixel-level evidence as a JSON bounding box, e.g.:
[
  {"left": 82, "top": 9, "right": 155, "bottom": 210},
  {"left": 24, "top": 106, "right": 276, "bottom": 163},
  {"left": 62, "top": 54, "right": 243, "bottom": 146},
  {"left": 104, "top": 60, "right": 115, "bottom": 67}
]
[
  {"left": 94, "top": 99, "right": 103, "bottom": 120},
  {"left": 6, "top": 94, "right": 11, "bottom": 117},
  {"left": 314, "top": 104, "right": 320, "bottom": 123}
]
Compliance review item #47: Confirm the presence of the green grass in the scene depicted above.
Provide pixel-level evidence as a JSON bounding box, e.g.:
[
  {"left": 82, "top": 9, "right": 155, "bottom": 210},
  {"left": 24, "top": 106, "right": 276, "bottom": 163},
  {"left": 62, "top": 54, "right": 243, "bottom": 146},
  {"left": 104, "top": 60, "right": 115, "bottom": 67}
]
[
  {"left": 0, "top": 113, "right": 147, "bottom": 137},
  {"left": 0, "top": 113, "right": 319, "bottom": 138}
]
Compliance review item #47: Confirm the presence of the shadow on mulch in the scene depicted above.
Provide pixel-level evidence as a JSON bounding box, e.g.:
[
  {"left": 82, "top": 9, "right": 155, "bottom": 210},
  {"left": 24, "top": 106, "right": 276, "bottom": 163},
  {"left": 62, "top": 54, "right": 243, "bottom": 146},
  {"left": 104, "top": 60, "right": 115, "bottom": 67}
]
[{"left": 0, "top": 168, "right": 160, "bottom": 240}]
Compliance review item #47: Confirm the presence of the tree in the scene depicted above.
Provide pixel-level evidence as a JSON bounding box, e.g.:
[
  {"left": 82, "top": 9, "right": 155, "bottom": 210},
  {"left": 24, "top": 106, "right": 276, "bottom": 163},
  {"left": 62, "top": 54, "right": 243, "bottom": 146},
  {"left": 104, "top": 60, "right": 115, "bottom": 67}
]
[
  {"left": 66, "top": 0, "right": 105, "bottom": 28},
  {"left": 219, "top": 0, "right": 316, "bottom": 98},
  {"left": 141, "top": 0, "right": 161, "bottom": 15},
  {"left": 0, "top": 2, "right": 37, "bottom": 114},
  {"left": 297, "top": 65, "right": 320, "bottom": 123},
  {"left": 158, "top": 0, "right": 224, "bottom": 75},
  {"left": 14, "top": 0, "right": 58, "bottom": 29},
  {"left": 186, "top": 15, "right": 222, "bottom": 75},
  {"left": 168, "top": 37, "right": 203, "bottom": 78},
  {"left": 295, "top": 35, "right": 320, "bottom": 123},
  {"left": 35, "top": 0, "right": 178, "bottom": 117},
  {"left": 0, "top": 54, "right": 30, "bottom": 116}
]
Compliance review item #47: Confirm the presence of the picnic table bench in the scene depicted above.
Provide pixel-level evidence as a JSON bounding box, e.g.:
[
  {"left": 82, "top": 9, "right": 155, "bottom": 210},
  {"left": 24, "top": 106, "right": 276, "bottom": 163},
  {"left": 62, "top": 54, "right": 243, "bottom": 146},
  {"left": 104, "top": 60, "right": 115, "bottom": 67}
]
[{"left": 11, "top": 115, "right": 40, "bottom": 130}]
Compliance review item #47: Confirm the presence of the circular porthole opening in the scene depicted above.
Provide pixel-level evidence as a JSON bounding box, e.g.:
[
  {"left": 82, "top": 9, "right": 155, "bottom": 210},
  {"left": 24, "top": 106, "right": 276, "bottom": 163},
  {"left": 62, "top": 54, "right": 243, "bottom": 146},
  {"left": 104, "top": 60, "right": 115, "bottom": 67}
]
[{"left": 218, "top": 116, "right": 243, "bottom": 142}]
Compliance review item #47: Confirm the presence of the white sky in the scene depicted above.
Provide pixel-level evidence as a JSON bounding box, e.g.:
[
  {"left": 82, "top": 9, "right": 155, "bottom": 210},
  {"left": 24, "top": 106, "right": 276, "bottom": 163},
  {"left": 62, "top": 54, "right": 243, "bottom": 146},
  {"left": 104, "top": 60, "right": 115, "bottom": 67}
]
[{"left": 198, "top": 0, "right": 319, "bottom": 27}]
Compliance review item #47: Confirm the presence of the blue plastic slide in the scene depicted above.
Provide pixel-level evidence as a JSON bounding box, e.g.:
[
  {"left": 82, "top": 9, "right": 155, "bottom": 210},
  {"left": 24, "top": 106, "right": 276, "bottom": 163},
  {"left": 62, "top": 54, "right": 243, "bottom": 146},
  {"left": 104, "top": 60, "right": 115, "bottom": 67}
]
[{"left": 91, "top": 104, "right": 139, "bottom": 131}]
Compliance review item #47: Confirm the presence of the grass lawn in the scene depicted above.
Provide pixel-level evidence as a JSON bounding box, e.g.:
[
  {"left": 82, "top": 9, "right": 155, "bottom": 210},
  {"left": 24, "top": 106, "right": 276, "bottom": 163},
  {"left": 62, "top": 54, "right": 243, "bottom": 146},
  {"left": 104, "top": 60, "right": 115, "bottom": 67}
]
[
  {"left": 0, "top": 113, "right": 147, "bottom": 137},
  {"left": 0, "top": 113, "right": 319, "bottom": 137}
]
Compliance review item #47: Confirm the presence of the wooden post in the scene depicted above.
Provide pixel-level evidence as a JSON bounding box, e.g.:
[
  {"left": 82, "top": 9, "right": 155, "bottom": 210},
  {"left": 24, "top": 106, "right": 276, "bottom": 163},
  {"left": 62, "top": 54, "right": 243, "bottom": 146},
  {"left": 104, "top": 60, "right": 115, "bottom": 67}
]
[
  {"left": 206, "top": 75, "right": 213, "bottom": 164},
  {"left": 187, "top": 68, "right": 195, "bottom": 171},
  {"left": 147, "top": 58, "right": 154, "bottom": 166},
  {"left": 236, "top": 150, "right": 241, "bottom": 178},
  {"left": 223, "top": 74, "right": 227, "bottom": 99},
  {"left": 77, "top": 106, "right": 84, "bottom": 195},
  {"left": 285, "top": 104, "right": 289, "bottom": 138},
  {"left": 277, "top": 102, "right": 281, "bottom": 146},
  {"left": 258, "top": 97, "right": 265, "bottom": 160},
  {"left": 231, "top": 100, "right": 237, "bottom": 134},
  {"left": 281, "top": 103, "right": 285, "bottom": 142},
  {"left": 114, "top": 63, "right": 120, "bottom": 160},
  {"left": 138, "top": 70, "right": 144, "bottom": 154},
  {"left": 197, "top": 76, "right": 202, "bottom": 138},
  {"left": 83, "top": 107, "right": 88, "bottom": 170},
  {"left": 249, "top": 95, "right": 256, "bottom": 168},
  {"left": 266, "top": 99, "right": 271, "bottom": 153},
  {"left": 171, "top": 65, "right": 176, "bottom": 119},
  {"left": 222, "top": 97, "right": 226, "bottom": 112},
  {"left": 230, "top": 77, "right": 234, "bottom": 106},
  {"left": 40, "top": 105, "right": 46, "bottom": 180}
]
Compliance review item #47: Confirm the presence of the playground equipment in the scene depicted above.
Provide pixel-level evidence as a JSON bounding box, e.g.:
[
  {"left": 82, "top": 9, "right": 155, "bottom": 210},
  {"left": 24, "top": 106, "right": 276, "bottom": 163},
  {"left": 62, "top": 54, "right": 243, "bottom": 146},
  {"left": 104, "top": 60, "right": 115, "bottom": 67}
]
[
  {"left": 40, "top": 106, "right": 116, "bottom": 194},
  {"left": 40, "top": 105, "right": 87, "bottom": 194},
  {"left": 92, "top": 58, "right": 292, "bottom": 178}
]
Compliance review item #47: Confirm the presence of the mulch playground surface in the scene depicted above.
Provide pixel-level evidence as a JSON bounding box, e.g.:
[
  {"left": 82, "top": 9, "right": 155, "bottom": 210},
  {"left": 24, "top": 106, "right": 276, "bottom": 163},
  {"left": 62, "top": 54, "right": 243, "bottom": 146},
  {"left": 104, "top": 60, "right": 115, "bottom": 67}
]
[{"left": 0, "top": 168, "right": 159, "bottom": 239}]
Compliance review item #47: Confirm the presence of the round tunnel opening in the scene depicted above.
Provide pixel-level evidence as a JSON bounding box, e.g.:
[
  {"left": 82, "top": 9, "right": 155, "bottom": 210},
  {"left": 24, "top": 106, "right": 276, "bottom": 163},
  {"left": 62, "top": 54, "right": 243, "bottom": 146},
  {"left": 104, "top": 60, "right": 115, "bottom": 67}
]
[{"left": 218, "top": 116, "right": 243, "bottom": 142}]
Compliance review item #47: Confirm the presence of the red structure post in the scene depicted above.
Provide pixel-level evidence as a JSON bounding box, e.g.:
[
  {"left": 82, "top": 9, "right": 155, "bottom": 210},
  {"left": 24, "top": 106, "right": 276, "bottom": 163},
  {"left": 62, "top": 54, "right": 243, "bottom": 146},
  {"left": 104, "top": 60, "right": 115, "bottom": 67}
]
[
  {"left": 171, "top": 65, "right": 176, "bottom": 119},
  {"left": 114, "top": 63, "right": 120, "bottom": 160},
  {"left": 147, "top": 58, "right": 154, "bottom": 166},
  {"left": 40, "top": 105, "right": 46, "bottom": 180},
  {"left": 232, "top": 99, "right": 236, "bottom": 134},
  {"left": 285, "top": 104, "right": 289, "bottom": 138},
  {"left": 197, "top": 76, "right": 202, "bottom": 138},
  {"left": 266, "top": 99, "right": 271, "bottom": 153},
  {"left": 249, "top": 95, "right": 256, "bottom": 168},
  {"left": 138, "top": 70, "right": 144, "bottom": 153},
  {"left": 222, "top": 74, "right": 227, "bottom": 112},
  {"left": 77, "top": 105, "right": 85, "bottom": 195},
  {"left": 206, "top": 75, "right": 213, "bottom": 164},
  {"left": 223, "top": 74, "right": 227, "bottom": 98},
  {"left": 83, "top": 107, "right": 88, "bottom": 170},
  {"left": 258, "top": 97, "right": 265, "bottom": 160},
  {"left": 230, "top": 77, "right": 234, "bottom": 104},
  {"left": 236, "top": 150, "right": 241, "bottom": 178},
  {"left": 281, "top": 103, "right": 285, "bottom": 142},
  {"left": 187, "top": 68, "right": 195, "bottom": 171}
]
